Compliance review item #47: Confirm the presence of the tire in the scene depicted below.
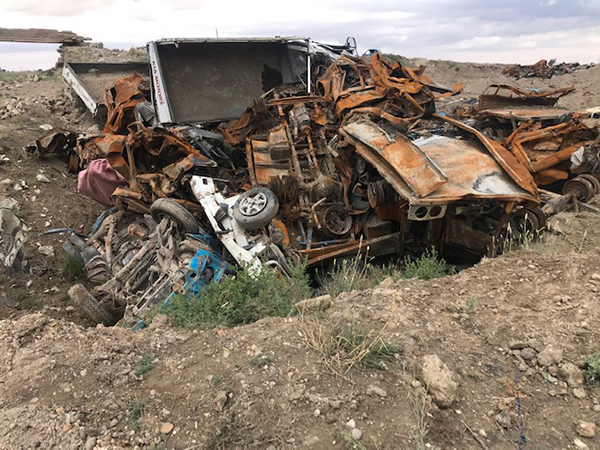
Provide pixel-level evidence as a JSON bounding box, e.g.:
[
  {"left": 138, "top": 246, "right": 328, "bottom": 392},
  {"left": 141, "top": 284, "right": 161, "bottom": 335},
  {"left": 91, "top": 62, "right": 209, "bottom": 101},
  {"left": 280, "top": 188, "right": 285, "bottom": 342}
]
[
  {"left": 68, "top": 284, "right": 116, "bottom": 326},
  {"left": 233, "top": 187, "right": 279, "bottom": 230},
  {"left": 150, "top": 198, "right": 199, "bottom": 233}
]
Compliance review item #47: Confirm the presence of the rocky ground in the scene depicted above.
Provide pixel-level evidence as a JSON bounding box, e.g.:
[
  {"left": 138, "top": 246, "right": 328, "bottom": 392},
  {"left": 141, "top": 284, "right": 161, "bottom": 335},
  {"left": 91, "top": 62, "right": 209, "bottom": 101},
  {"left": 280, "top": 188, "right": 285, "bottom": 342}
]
[{"left": 1, "top": 48, "right": 600, "bottom": 450}]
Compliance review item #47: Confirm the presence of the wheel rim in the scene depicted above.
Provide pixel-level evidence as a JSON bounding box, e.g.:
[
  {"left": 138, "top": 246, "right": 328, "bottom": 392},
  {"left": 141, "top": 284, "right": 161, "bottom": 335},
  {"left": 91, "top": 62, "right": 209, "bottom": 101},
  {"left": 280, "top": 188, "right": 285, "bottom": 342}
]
[{"left": 239, "top": 192, "right": 268, "bottom": 216}]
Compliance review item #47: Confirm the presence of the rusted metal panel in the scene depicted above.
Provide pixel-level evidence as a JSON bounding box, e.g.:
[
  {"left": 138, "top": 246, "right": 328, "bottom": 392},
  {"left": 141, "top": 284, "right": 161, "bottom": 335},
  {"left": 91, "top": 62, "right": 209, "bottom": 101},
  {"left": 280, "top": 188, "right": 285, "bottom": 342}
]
[
  {"left": 342, "top": 118, "right": 447, "bottom": 198},
  {"left": 479, "top": 84, "right": 574, "bottom": 111}
]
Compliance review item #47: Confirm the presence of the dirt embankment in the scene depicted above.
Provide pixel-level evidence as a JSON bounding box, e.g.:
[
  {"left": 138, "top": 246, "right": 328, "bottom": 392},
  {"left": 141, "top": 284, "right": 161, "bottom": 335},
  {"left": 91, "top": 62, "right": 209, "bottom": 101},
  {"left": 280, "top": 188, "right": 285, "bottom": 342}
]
[{"left": 1, "top": 54, "right": 600, "bottom": 449}]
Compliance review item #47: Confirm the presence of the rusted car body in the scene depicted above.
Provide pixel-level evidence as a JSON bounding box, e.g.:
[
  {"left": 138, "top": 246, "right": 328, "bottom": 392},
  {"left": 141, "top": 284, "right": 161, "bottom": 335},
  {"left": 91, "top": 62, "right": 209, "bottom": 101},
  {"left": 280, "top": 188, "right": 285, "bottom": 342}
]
[
  {"left": 67, "top": 45, "right": 545, "bottom": 273},
  {"left": 54, "top": 38, "right": 600, "bottom": 325}
]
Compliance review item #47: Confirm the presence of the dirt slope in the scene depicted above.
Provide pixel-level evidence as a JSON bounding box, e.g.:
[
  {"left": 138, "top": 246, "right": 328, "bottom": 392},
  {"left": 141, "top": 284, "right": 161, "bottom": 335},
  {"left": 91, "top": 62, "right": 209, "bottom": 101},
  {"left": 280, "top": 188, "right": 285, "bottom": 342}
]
[{"left": 1, "top": 232, "right": 600, "bottom": 449}]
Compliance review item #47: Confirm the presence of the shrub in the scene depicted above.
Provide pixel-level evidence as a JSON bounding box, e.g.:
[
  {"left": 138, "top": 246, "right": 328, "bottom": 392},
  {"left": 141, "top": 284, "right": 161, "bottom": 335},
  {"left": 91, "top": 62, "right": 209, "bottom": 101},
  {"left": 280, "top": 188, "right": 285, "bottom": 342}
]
[
  {"left": 585, "top": 354, "right": 600, "bottom": 384},
  {"left": 158, "top": 262, "right": 311, "bottom": 329},
  {"left": 403, "top": 248, "right": 453, "bottom": 280},
  {"left": 62, "top": 256, "right": 86, "bottom": 281}
]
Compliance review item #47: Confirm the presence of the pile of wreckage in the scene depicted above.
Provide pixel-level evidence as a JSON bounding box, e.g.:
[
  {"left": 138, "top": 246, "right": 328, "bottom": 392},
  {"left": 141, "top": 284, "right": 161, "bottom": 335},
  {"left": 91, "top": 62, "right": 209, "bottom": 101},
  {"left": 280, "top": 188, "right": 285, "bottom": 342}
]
[
  {"left": 27, "top": 37, "right": 600, "bottom": 327},
  {"left": 502, "top": 59, "right": 595, "bottom": 79}
]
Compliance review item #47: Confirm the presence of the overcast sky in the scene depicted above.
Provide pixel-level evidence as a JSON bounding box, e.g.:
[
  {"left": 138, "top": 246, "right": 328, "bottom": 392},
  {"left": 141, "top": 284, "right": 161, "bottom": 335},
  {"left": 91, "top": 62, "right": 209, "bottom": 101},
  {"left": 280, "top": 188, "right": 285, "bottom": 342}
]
[{"left": 1, "top": 0, "right": 599, "bottom": 70}]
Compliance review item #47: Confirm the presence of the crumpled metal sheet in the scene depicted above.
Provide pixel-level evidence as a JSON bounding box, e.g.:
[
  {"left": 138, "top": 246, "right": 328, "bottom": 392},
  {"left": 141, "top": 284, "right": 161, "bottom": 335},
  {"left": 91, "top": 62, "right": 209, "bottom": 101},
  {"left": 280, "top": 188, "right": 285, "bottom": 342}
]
[
  {"left": 479, "top": 84, "right": 575, "bottom": 111},
  {"left": 103, "top": 72, "right": 149, "bottom": 135},
  {"left": 503, "top": 119, "right": 599, "bottom": 185},
  {"left": 501, "top": 60, "right": 583, "bottom": 79},
  {"left": 78, "top": 126, "right": 216, "bottom": 205},
  {"left": 0, "top": 208, "right": 29, "bottom": 274}
]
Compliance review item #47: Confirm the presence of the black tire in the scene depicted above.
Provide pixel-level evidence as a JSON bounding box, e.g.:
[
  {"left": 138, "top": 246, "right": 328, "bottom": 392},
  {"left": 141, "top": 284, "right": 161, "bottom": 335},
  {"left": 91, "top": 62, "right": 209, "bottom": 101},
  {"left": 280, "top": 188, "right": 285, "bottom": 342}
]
[
  {"left": 150, "top": 198, "right": 199, "bottom": 233},
  {"left": 233, "top": 187, "right": 279, "bottom": 230},
  {"left": 68, "top": 284, "right": 116, "bottom": 326}
]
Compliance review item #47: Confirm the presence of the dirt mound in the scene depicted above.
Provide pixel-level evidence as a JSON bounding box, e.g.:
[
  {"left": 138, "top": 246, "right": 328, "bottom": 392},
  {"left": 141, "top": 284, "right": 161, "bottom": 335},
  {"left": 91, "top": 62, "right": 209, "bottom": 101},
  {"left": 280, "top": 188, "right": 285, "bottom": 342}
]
[
  {"left": 1, "top": 242, "right": 599, "bottom": 449},
  {"left": 58, "top": 44, "right": 148, "bottom": 64},
  {"left": 394, "top": 56, "right": 600, "bottom": 111}
]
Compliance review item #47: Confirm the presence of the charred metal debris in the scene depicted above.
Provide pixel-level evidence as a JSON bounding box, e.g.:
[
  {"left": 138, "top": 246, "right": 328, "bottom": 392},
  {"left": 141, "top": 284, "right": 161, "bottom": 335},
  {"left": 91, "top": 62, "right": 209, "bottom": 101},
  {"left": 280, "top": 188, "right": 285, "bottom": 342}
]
[
  {"left": 502, "top": 59, "right": 595, "bottom": 79},
  {"left": 31, "top": 37, "right": 600, "bottom": 326}
]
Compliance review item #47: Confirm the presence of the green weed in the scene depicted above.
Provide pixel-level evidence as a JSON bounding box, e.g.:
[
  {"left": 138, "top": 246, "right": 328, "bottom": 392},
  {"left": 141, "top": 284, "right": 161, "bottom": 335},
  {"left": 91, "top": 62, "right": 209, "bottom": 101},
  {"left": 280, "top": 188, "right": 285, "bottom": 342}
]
[
  {"left": 62, "top": 256, "right": 85, "bottom": 282},
  {"left": 403, "top": 248, "right": 453, "bottom": 280},
  {"left": 158, "top": 262, "right": 311, "bottom": 329},
  {"left": 136, "top": 353, "right": 156, "bottom": 376},
  {"left": 585, "top": 354, "right": 600, "bottom": 384},
  {"left": 250, "top": 355, "right": 275, "bottom": 367},
  {"left": 464, "top": 295, "right": 480, "bottom": 314},
  {"left": 343, "top": 432, "right": 367, "bottom": 450},
  {"left": 125, "top": 397, "right": 148, "bottom": 431}
]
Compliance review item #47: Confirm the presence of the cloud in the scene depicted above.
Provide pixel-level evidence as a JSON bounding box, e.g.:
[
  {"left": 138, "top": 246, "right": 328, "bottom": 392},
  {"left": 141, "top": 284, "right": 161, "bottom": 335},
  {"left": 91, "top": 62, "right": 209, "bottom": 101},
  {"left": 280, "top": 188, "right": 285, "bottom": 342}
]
[
  {"left": 0, "top": 0, "right": 598, "bottom": 69},
  {"left": 4, "top": 0, "right": 113, "bottom": 16}
]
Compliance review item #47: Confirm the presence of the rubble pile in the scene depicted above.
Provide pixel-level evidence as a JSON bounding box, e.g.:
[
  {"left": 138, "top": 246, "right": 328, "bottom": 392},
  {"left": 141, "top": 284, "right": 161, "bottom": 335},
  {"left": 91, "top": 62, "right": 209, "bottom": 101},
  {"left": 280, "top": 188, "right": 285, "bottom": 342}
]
[
  {"left": 25, "top": 38, "right": 600, "bottom": 326},
  {"left": 502, "top": 59, "right": 595, "bottom": 79}
]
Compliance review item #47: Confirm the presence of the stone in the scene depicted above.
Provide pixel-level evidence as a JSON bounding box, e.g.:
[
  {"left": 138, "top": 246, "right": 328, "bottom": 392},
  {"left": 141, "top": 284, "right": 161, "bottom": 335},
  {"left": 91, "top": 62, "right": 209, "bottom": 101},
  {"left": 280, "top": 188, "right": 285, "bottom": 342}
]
[
  {"left": 495, "top": 410, "right": 511, "bottom": 429},
  {"left": 345, "top": 419, "right": 356, "bottom": 429},
  {"left": 573, "top": 388, "right": 587, "bottom": 399},
  {"left": 351, "top": 428, "right": 363, "bottom": 440},
  {"left": 574, "top": 438, "right": 590, "bottom": 449},
  {"left": 160, "top": 422, "right": 174, "bottom": 435},
  {"left": 537, "top": 347, "right": 563, "bottom": 367},
  {"left": 367, "top": 385, "right": 387, "bottom": 398},
  {"left": 294, "top": 294, "right": 332, "bottom": 313},
  {"left": 379, "top": 277, "right": 394, "bottom": 288},
  {"left": 213, "top": 391, "right": 228, "bottom": 412},
  {"left": 593, "top": 405, "right": 600, "bottom": 413},
  {"left": 559, "top": 363, "right": 584, "bottom": 387},
  {"left": 84, "top": 437, "right": 96, "bottom": 450},
  {"left": 36, "top": 174, "right": 50, "bottom": 183},
  {"left": 109, "top": 418, "right": 118, "bottom": 428},
  {"left": 576, "top": 421, "right": 596, "bottom": 438},
  {"left": 37, "top": 245, "right": 55, "bottom": 257},
  {"left": 520, "top": 348, "right": 536, "bottom": 361},
  {"left": 509, "top": 340, "right": 528, "bottom": 350},
  {"left": 0, "top": 197, "right": 17, "bottom": 209},
  {"left": 419, "top": 354, "right": 459, "bottom": 408}
]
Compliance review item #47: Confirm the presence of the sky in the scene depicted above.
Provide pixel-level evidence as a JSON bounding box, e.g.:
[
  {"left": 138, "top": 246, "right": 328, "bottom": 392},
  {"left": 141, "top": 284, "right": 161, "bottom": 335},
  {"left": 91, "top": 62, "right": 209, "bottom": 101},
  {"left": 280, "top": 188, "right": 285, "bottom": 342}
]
[{"left": 1, "top": 0, "right": 599, "bottom": 71}]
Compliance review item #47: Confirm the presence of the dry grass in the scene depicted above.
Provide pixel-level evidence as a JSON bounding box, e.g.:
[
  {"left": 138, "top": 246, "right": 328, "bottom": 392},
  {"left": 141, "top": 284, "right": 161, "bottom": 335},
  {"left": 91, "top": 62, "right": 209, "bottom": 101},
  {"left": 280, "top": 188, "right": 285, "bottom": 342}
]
[
  {"left": 410, "top": 391, "right": 432, "bottom": 449},
  {"left": 300, "top": 316, "right": 400, "bottom": 379}
]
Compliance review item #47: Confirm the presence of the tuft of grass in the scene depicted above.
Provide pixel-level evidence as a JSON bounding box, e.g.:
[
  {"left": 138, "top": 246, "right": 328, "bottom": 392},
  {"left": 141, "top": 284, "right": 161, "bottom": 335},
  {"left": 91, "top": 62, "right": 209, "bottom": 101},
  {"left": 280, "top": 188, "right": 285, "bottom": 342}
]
[
  {"left": 321, "top": 258, "right": 370, "bottom": 298},
  {"left": 464, "top": 295, "right": 480, "bottom": 314},
  {"left": 585, "top": 354, "right": 600, "bottom": 384},
  {"left": 367, "top": 262, "right": 403, "bottom": 285},
  {"left": 136, "top": 353, "right": 156, "bottom": 376},
  {"left": 410, "top": 391, "right": 431, "bottom": 450},
  {"left": 10, "top": 289, "right": 42, "bottom": 310},
  {"left": 343, "top": 432, "right": 367, "bottom": 450},
  {"left": 125, "top": 397, "right": 148, "bottom": 431},
  {"left": 250, "top": 355, "right": 275, "bottom": 367},
  {"left": 403, "top": 248, "right": 453, "bottom": 280},
  {"left": 212, "top": 375, "right": 224, "bottom": 386},
  {"left": 158, "top": 262, "right": 311, "bottom": 329},
  {"left": 301, "top": 318, "right": 401, "bottom": 376},
  {"left": 62, "top": 256, "right": 86, "bottom": 282}
]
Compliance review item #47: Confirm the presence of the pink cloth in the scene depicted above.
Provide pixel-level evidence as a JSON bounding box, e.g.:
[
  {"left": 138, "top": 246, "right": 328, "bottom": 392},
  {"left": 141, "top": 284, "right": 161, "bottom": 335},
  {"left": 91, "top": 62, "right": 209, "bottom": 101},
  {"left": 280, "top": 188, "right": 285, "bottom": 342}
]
[{"left": 77, "top": 159, "right": 128, "bottom": 206}]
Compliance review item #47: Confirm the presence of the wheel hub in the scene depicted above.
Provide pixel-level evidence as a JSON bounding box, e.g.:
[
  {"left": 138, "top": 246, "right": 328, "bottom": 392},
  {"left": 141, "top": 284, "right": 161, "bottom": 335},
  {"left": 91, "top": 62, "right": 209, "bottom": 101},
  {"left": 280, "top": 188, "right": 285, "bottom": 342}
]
[{"left": 239, "top": 192, "right": 268, "bottom": 216}]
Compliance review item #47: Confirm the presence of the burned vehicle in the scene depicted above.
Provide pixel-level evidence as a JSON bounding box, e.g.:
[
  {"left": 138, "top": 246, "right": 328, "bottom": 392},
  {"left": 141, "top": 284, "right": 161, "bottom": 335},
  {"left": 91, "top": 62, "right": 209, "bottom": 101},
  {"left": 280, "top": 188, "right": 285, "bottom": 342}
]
[
  {"left": 56, "top": 38, "right": 549, "bottom": 325},
  {"left": 459, "top": 84, "right": 600, "bottom": 214}
]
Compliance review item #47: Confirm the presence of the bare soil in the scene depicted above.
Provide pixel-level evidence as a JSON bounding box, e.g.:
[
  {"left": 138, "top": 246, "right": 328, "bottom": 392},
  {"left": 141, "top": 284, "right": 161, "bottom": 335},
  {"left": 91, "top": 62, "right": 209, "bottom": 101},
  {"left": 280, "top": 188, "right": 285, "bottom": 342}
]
[{"left": 1, "top": 55, "right": 600, "bottom": 450}]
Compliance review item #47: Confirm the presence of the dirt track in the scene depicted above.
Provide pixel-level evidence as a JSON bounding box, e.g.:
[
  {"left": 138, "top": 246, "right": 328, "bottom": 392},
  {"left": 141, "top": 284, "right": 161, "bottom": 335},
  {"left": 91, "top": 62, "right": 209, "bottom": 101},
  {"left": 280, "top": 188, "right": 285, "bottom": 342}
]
[{"left": 1, "top": 52, "right": 600, "bottom": 449}]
